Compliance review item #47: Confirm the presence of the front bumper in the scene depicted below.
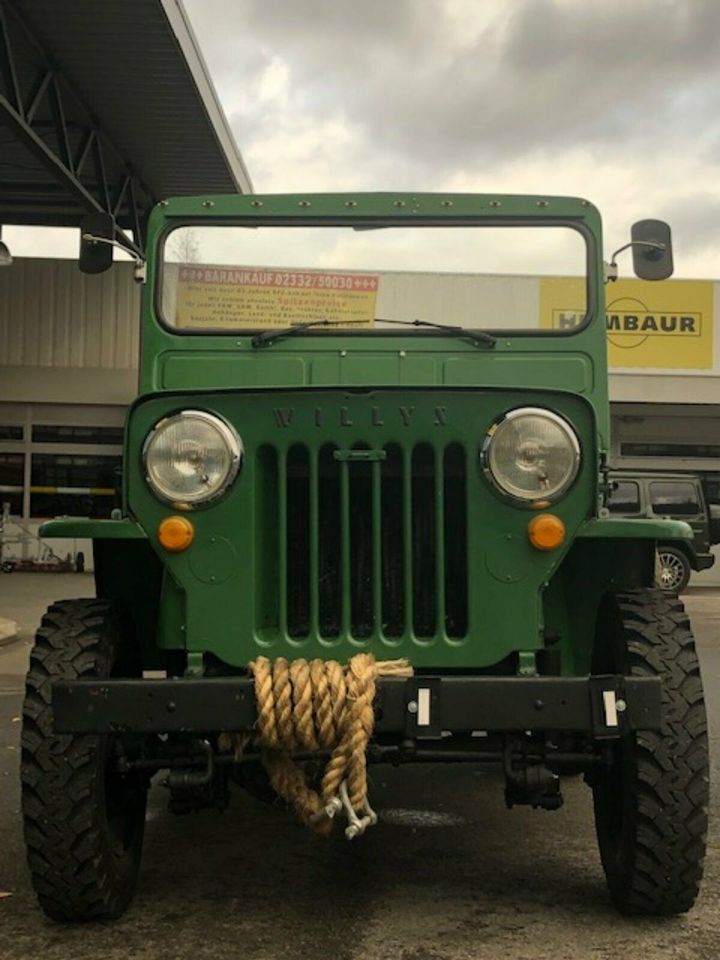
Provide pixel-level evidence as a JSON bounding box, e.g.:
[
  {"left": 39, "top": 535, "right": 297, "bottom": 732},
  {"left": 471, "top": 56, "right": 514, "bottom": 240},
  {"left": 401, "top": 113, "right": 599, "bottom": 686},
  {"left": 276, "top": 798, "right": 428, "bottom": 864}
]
[{"left": 53, "top": 674, "right": 661, "bottom": 741}]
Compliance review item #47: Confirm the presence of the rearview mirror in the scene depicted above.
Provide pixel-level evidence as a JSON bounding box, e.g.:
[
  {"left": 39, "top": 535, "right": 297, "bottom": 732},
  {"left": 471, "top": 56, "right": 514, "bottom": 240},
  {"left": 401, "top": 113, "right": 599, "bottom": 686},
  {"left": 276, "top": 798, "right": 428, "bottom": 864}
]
[
  {"left": 79, "top": 212, "right": 115, "bottom": 274},
  {"left": 631, "top": 219, "right": 673, "bottom": 281}
]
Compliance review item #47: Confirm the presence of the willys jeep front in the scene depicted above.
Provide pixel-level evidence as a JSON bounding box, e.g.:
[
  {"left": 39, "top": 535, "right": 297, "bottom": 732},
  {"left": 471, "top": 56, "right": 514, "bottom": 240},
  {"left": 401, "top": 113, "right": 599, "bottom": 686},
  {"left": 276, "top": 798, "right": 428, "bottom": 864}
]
[{"left": 24, "top": 195, "right": 708, "bottom": 921}]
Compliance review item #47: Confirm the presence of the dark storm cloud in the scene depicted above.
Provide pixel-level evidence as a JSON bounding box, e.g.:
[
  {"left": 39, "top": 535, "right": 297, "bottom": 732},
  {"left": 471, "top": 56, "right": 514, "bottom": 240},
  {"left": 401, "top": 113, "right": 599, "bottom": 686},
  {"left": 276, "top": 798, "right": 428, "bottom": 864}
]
[
  {"left": 493, "top": 0, "right": 720, "bottom": 154},
  {"left": 656, "top": 193, "right": 720, "bottom": 259},
  {"left": 183, "top": 0, "right": 720, "bottom": 263},
  {"left": 188, "top": 0, "right": 720, "bottom": 169}
]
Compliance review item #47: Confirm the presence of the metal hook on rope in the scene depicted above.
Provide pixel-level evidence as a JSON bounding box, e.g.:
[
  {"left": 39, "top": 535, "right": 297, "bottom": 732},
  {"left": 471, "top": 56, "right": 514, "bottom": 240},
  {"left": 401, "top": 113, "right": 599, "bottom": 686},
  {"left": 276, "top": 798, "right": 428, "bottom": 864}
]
[
  {"left": 243, "top": 655, "right": 412, "bottom": 836},
  {"left": 309, "top": 794, "right": 343, "bottom": 826},
  {"left": 339, "top": 780, "right": 378, "bottom": 839}
]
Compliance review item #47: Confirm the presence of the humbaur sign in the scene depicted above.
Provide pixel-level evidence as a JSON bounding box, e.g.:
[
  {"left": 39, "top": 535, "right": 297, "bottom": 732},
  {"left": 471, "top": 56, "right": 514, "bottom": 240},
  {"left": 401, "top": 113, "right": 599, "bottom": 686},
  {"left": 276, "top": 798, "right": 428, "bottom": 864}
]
[{"left": 540, "top": 277, "right": 714, "bottom": 369}]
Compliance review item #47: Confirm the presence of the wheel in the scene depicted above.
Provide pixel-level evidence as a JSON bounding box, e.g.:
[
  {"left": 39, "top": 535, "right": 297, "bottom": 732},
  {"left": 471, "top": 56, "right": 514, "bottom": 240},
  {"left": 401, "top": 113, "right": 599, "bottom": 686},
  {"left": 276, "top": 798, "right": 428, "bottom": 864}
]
[
  {"left": 591, "top": 590, "right": 709, "bottom": 915},
  {"left": 656, "top": 546, "right": 691, "bottom": 593},
  {"left": 1, "top": 560, "right": 15, "bottom": 573},
  {"left": 21, "top": 599, "right": 147, "bottom": 921}
]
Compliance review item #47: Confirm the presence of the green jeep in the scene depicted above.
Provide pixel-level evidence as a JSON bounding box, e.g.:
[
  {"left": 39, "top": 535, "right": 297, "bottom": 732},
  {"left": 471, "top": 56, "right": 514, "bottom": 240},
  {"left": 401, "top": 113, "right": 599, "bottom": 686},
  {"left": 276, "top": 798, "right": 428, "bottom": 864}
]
[{"left": 23, "top": 194, "right": 708, "bottom": 921}]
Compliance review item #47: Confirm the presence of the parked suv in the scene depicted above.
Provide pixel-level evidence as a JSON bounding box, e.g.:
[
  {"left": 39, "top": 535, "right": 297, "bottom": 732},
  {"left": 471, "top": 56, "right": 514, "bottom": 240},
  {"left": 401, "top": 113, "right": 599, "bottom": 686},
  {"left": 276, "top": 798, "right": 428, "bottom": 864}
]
[{"left": 608, "top": 471, "right": 717, "bottom": 591}]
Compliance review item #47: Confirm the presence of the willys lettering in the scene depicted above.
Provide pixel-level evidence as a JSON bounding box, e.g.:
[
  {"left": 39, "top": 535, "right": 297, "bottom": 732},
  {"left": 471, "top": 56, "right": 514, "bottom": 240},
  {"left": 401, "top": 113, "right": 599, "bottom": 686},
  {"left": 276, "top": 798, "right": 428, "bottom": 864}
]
[{"left": 272, "top": 405, "right": 449, "bottom": 427}]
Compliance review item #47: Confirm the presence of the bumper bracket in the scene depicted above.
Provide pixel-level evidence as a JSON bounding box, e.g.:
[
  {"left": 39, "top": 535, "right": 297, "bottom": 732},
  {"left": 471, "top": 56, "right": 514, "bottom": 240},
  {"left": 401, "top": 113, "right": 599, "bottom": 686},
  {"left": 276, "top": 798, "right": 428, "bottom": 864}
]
[{"left": 52, "top": 673, "right": 662, "bottom": 738}]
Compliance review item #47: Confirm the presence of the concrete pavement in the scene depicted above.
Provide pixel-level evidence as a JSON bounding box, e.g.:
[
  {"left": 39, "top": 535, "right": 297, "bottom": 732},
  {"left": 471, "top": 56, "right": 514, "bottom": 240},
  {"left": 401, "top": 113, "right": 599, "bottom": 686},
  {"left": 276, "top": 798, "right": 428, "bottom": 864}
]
[
  {"left": 0, "top": 618, "right": 17, "bottom": 645},
  {"left": 0, "top": 574, "right": 718, "bottom": 959}
]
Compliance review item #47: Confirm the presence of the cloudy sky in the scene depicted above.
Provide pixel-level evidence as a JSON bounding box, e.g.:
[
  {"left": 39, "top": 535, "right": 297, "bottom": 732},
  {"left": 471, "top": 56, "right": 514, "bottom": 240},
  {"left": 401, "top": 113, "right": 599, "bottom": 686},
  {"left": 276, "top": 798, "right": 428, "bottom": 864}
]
[{"left": 7, "top": 0, "right": 720, "bottom": 277}]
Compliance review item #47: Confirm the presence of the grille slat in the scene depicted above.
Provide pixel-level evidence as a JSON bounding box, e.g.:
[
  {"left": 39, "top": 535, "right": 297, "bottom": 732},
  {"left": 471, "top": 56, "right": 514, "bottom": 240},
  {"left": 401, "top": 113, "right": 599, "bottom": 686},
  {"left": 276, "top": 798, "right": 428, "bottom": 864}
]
[
  {"left": 309, "top": 449, "right": 320, "bottom": 636},
  {"left": 318, "top": 445, "right": 341, "bottom": 637},
  {"left": 434, "top": 445, "right": 446, "bottom": 638},
  {"left": 402, "top": 446, "right": 414, "bottom": 638},
  {"left": 371, "top": 458, "right": 383, "bottom": 634},
  {"left": 278, "top": 448, "right": 288, "bottom": 637},
  {"left": 261, "top": 440, "right": 468, "bottom": 644},
  {"left": 411, "top": 444, "right": 437, "bottom": 638},
  {"left": 339, "top": 457, "right": 352, "bottom": 638}
]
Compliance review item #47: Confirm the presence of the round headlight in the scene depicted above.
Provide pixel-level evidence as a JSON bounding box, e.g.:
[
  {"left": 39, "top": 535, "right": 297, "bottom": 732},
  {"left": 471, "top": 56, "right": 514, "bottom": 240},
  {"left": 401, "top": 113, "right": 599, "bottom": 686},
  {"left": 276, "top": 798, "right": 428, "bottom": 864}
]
[
  {"left": 483, "top": 407, "right": 580, "bottom": 503},
  {"left": 143, "top": 410, "right": 242, "bottom": 507}
]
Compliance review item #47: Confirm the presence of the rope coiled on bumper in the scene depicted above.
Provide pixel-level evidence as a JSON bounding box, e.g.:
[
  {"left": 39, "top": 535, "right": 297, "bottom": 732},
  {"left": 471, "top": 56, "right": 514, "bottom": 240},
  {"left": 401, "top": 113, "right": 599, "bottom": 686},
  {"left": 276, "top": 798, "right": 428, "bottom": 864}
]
[{"left": 223, "top": 653, "right": 412, "bottom": 834}]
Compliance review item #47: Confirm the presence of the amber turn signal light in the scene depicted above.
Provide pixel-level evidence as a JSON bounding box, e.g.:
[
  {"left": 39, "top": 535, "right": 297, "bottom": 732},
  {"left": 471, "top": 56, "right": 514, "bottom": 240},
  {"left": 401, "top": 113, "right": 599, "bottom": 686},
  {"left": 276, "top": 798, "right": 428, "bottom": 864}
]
[
  {"left": 158, "top": 515, "right": 194, "bottom": 552},
  {"left": 528, "top": 513, "right": 565, "bottom": 551}
]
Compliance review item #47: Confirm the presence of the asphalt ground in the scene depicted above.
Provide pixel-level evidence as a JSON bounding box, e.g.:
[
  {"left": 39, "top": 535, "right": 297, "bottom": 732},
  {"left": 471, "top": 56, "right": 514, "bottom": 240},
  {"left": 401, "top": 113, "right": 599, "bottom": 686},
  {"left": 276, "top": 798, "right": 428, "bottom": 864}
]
[{"left": 0, "top": 573, "right": 718, "bottom": 960}]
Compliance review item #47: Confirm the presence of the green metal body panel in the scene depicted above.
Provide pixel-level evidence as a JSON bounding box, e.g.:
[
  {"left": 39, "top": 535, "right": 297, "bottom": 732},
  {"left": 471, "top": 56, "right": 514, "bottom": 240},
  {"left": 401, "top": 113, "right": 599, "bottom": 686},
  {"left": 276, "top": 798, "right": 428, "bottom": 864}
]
[
  {"left": 65, "top": 192, "right": 686, "bottom": 677},
  {"left": 577, "top": 518, "right": 693, "bottom": 540},
  {"left": 40, "top": 518, "right": 146, "bottom": 539},
  {"left": 141, "top": 194, "right": 610, "bottom": 450},
  {"left": 41, "top": 500, "right": 690, "bottom": 548},
  {"left": 127, "top": 387, "right": 596, "bottom": 668}
]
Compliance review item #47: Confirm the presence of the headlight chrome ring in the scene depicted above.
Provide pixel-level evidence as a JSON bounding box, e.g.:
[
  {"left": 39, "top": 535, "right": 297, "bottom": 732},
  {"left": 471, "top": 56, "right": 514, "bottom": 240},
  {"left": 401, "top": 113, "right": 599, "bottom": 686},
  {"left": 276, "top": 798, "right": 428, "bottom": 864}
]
[
  {"left": 482, "top": 407, "right": 580, "bottom": 505},
  {"left": 143, "top": 410, "right": 242, "bottom": 508}
]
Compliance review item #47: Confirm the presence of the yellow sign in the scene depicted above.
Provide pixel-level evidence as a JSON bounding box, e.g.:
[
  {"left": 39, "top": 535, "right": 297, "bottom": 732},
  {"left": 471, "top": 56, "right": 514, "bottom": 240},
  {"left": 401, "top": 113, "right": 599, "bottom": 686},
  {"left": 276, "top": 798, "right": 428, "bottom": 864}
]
[
  {"left": 174, "top": 265, "right": 379, "bottom": 330},
  {"left": 539, "top": 277, "right": 714, "bottom": 369}
]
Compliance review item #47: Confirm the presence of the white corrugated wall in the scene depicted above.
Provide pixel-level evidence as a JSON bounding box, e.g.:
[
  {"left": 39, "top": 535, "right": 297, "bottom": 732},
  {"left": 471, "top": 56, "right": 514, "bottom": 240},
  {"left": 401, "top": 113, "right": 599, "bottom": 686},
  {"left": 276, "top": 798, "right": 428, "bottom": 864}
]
[{"left": 0, "top": 259, "right": 140, "bottom": 371}]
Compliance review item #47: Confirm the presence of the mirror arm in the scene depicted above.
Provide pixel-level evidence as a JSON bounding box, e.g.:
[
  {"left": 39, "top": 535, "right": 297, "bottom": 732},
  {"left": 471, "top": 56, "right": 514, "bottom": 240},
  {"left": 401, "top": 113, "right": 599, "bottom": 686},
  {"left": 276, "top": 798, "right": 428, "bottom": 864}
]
[
  {"left": 605, "top": 239, "right": 667, "bottom": 283},
  {"left": 603, "top": 260, "right": 618, "bottom": 283},
  {"left": 82, "top": 233, "right": 147, "bottom": 283},
  {"left": 609, "top": 239, "right": 666, "bottom": 266}
]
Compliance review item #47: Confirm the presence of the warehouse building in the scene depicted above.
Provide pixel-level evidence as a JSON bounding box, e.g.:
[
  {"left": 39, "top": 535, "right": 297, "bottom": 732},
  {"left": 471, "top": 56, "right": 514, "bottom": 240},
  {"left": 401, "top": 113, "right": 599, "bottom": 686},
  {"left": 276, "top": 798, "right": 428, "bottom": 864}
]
[
  {"left": 0, "top": 2, "right": 716, "bottom": 582},
  {"left": 1, "top": 259, "right": 718, "bottom": 582},
  {"left": 0, "top": 0, "right": 250, "bottom": 570}
]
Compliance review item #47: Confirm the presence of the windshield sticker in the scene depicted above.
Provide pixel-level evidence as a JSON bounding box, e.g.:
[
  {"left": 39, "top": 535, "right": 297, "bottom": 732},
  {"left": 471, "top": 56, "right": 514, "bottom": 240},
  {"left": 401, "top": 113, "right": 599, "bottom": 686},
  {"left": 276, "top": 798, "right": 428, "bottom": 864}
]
[{"left": 171, "top": 264, "right": 378, "bottom": 330}]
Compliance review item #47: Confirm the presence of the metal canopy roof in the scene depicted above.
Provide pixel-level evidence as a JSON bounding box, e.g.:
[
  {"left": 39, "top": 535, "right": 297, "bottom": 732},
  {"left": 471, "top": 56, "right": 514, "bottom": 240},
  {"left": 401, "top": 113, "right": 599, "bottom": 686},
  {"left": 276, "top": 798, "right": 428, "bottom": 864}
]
[{"left": 0, "top": 0, "right": 252, "bottom": 252}]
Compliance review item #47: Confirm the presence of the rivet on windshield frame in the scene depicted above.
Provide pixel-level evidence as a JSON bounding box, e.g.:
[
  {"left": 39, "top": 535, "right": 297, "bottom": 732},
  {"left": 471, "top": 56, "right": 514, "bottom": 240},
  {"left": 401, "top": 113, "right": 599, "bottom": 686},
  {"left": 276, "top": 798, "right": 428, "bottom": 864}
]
[
  {"left": 202, "top": 200, "right": 215, "bottom": 208},
  {"left": 158, "top": 200, "right": 169, "bottom": 207},
  {"left": 489, "top": 200, "right": 501, "bottom": 208},
  {"left": 393, "top": 200, "right": 406, "bottom": 208},
  {"left": 298, "top": 200, "right": 311, "bottom": 207},
  {"left": 441, "top": 200, "right": 453, "bottom": 207},
  {"left": 536, "top": 200, "right": 549, "bottom": 208},
  {"left": 251, "top": 200, "right": 263, "bottom": 207},
  {"left": 340, "top": 350, "right": 347, "bottom": 357},
  {"left": 399, "top": 350, "right": 406, "bottom": 358},
  {"left": 345, "top": 201, "right": 357, "bottom": 208}
]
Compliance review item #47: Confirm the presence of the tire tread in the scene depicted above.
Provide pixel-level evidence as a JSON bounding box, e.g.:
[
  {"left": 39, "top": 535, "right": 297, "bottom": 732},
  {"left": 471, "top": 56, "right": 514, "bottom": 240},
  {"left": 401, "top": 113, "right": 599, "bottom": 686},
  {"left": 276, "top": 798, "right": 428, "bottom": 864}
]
[
  {"left": 595, "top": 588, "right": 709, "bottom": 915},
  {"left": 21, "top": 598, "right": 144, "bottom": 922}
]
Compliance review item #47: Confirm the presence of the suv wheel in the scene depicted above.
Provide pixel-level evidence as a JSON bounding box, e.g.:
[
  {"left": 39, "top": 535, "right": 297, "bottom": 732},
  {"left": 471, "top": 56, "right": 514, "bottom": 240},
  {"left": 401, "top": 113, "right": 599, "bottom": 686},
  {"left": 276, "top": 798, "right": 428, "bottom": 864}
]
[
  {"left": 21, "top": 599, "right": 147, "bottom": 922},
  {"left": 591, "top": 590, "right": 708, "bottom": 914},
  {"left": 656, "top": 545, "right": 691, "bottom": 593}
]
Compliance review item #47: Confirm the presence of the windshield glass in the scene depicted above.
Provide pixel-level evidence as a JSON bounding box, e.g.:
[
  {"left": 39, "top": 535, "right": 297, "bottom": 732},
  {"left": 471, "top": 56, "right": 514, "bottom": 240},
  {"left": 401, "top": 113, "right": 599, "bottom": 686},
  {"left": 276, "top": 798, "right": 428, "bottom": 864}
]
[{"left": 160, "top": 223, "right": 588, "bottom": 334}]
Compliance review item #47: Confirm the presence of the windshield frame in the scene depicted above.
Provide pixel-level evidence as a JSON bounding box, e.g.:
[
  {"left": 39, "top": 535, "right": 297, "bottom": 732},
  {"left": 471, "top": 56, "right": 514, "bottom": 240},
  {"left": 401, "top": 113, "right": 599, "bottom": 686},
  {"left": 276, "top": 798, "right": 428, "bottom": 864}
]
[{"left": 155, "top": 215, "right": 597, "bottom": 339}]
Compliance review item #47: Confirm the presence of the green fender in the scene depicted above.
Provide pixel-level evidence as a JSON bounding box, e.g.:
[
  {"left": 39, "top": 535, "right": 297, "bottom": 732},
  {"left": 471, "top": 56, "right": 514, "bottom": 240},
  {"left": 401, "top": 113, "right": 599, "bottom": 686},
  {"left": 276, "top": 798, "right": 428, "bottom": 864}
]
[
  {"left": 40, "top": 516, "right": 691, "bottom": 544},
  {"left": 39, "top": 518, "right": 147, "bottom": 539},
  {"left": 576, "top": 517, "right": 693, "bottom": 541}
]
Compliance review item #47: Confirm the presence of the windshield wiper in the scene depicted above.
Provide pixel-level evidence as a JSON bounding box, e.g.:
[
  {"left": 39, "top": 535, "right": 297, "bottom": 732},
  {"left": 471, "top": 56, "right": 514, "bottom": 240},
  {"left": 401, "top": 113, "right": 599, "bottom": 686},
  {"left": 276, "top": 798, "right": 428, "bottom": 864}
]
[
  {"left": 251, "top": 316, "right": 496, "bottom": 349},
  {"left": 376, "top": 317, "right": 496, "bottom": 346},
  {"left": 251, "top": 318, "right": 365, "bottom": 348}
]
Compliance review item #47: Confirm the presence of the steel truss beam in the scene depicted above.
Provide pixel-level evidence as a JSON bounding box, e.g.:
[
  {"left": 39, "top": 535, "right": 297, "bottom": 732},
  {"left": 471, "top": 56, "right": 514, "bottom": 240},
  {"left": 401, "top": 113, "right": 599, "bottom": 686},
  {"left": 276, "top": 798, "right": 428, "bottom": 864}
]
[{"left": 0, "top": 1, "right": 154, "bottom": 254}]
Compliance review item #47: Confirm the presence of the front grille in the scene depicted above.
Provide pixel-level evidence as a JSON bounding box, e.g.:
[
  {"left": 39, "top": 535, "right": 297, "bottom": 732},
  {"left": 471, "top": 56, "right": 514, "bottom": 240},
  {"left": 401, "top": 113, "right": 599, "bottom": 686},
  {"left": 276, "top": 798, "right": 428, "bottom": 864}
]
[{"left": 255, "top": 442, "right": 468, "bottom": 642}]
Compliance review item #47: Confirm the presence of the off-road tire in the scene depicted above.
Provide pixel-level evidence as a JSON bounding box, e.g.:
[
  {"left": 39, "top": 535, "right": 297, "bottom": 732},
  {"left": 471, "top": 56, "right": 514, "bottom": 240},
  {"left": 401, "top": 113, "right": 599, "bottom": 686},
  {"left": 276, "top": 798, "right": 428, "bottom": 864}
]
[
  {"left": 656, "top": 546, "right": 691, "bottom": 593},
  {"left": 592, "top": 589, "right": 708, "bottom": 915},
  {"left": 21, "top": 599, "right": 147, "bottom": 922}
]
